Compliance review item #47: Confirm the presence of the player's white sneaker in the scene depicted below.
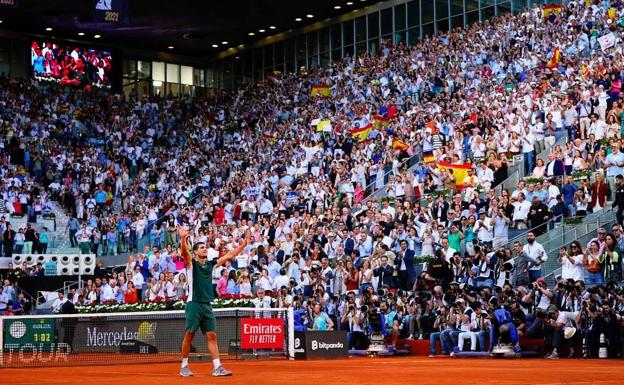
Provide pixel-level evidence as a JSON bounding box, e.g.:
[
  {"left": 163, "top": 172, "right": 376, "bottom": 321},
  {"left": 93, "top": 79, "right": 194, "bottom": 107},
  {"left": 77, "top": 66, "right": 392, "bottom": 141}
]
[
  {"left": 212, "top": 365, "right": 232, "bottom": 377},
  {"left": 179, "top": 365, "right": 194, "bottom": 377}
]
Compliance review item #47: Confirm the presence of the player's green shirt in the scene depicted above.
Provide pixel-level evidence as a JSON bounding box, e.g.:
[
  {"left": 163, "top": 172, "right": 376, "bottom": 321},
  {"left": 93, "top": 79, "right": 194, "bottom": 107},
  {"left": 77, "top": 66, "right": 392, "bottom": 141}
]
[{"left": 188, "top": 258, "right": 215, "bottom": 303}]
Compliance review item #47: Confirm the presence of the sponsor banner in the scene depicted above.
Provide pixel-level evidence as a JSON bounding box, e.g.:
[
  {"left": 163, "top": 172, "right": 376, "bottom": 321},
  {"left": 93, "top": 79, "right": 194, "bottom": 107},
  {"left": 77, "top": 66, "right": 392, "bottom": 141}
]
[
  {"left": 293, "top": 331, "right": 348, "bottom": 359},
  {"left": 240, "top": 318, "right": 284, "bottom": 349}
]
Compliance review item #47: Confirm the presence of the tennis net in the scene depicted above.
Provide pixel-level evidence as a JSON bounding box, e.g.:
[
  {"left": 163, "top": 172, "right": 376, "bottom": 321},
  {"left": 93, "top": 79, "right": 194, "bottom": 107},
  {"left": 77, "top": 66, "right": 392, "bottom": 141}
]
[{"left": 0, "top": 307, "right": 294, "bottom": 368}]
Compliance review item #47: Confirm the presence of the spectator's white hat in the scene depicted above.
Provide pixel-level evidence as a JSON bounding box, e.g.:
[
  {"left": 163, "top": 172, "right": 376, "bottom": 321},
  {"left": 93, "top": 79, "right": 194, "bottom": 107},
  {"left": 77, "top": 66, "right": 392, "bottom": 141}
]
[{"left": 564, "top": 327, "right": 576, "bottom": 339}]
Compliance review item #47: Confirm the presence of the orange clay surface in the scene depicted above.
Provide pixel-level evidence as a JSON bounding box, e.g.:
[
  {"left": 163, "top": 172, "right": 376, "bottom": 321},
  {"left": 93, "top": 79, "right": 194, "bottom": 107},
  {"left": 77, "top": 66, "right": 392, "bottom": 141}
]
[{"left": 3, "top": 357, "right": 624, "bottom": 385}]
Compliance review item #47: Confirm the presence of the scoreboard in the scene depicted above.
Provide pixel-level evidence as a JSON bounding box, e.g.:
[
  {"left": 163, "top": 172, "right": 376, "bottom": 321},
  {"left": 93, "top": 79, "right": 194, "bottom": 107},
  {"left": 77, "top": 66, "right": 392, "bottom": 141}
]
[{"left": 4, "top": 318, "right": 56, "bottom": 352}]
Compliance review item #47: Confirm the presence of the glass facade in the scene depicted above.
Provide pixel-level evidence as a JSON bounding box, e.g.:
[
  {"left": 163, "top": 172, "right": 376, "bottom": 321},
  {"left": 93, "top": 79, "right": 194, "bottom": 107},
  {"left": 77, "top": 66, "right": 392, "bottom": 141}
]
[
  {"left": 209, "top": 0, "right": 534, "bottom": 90},
  {"left": 122, "top": 59, "right": 206, "bottom": 98}
]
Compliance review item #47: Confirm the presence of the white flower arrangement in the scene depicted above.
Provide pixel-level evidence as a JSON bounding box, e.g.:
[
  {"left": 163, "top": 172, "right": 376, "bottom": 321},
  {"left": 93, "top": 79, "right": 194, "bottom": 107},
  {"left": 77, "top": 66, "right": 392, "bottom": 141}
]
[{"left": 75, "top": 298, "right": 256, "bottom": 314}]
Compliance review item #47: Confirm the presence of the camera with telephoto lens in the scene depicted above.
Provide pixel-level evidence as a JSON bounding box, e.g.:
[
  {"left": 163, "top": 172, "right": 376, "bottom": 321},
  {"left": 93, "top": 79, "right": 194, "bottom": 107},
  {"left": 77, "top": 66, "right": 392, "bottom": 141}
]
[
  {"left": 360, "top": 305, "right": 369, "bottom": 313},
  {"left": 378, "top": 288, "right": 387, "bottom": 297}
]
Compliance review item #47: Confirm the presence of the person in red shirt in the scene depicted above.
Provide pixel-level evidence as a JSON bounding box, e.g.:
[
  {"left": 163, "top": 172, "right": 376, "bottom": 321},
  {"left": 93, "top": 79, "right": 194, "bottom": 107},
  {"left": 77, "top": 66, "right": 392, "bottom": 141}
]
[
  {"left": 213, "top": 204, "right": 225, "bottom": 225},
  {"left": 124, "top": 281, "right": 138, "bottom": 304}
]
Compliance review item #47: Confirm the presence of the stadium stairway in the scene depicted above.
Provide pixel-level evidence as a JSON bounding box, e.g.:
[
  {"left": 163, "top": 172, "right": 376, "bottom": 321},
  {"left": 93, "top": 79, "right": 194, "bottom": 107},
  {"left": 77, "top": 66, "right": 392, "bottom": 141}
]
[
  {"left": 42, "top": 200, "right": 77, "bottom": 255},
  {"left": 505, "top": 208, "right": 618, "bottom": 285}
]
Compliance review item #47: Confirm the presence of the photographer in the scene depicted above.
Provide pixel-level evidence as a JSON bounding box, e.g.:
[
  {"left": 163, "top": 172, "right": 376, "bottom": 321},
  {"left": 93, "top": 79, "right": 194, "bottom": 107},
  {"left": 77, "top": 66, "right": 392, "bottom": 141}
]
[
  {"left": 530, "top": 278, "right": 554, "bottom": 313},
  {"left": 429, "top": 305, "right": 452, "bottom": 356},
  {"left": 442, "top": 299, "right": 464, "bottom": 353},
  {"left": 472, "top": 249, "right": 496, "bottom": 289},
  {"left": 454, "top": 301, "right": 482, "bottom": 354},
  {"left": 341, "top": 301, "right": 368, "bottom": 350},
  {"left": 338, "top": 292, "right": 358, "bottom": 331},
  {"left": 545, "top": 305, "right": 582, "bottom": 359},
  {"left": 275, "top": 286, "right": 293, "bottom": 309},
  {"left": 424, "top": 249, "right": 452, "bottom": 290},
  {"left": 582, "top": 301, "right": 622, "bottom": 358}
]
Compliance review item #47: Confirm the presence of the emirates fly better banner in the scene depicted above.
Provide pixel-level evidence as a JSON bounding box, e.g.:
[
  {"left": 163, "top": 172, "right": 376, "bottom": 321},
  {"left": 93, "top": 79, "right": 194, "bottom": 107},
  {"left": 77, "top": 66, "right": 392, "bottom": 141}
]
[{"left": 240, "top": 318, "right": 284, "bottom": 349}]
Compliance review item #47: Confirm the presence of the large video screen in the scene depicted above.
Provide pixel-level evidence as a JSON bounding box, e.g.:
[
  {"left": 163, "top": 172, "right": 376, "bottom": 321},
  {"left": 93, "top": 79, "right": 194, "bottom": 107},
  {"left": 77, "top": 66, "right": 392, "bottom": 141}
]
[{"left": 30, "top": 41, "right": 112, "bottom": 88}]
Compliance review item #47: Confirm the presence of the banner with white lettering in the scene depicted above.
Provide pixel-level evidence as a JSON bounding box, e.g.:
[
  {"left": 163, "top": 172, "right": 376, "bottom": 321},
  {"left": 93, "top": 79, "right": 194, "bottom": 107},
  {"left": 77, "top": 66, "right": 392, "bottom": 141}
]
[{"left": 240, "top": 318, "right": 284, "bottom": 349}]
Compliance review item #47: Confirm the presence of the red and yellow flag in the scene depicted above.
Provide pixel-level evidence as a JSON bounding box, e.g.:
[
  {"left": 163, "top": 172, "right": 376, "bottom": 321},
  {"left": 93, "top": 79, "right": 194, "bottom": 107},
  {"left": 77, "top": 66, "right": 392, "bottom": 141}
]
[
  {"left": 350, "top": 117, "right": 372, "bottom": 142},
  {"left": 374, "top": 114, "right": 389, "bottom": 128},
  {"left": 423, "top": 151, "right": 435, "bottom": 164},
  {"left": 311, "top": 84, "right": 331, "bottom": 97},
  {"left": 392, "top": 138, "right": 408, "bottom": 151},
  {"left": 437, "top": 161, "right": 473, "bottom": 189},
  {"left": 547, "top": 47, "right": 561, "bottom": 69},
  {"left": 542, "top": 4, "right": 563, "bottom": 18}
]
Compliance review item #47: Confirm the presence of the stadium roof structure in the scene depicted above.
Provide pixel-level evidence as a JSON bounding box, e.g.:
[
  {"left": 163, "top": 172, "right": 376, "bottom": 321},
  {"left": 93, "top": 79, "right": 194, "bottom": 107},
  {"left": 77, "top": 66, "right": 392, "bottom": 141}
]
[{"left": 0, "top": 0, "right": 369, "bottom": 56}]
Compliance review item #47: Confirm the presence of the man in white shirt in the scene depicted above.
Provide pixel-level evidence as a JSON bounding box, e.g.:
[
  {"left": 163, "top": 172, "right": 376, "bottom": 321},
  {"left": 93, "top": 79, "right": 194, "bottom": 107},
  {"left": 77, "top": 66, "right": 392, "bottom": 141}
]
[
  {"left": 521, "top": 126, "right": 536, "bottom": 175},
  {"left": 474, "top": 209, "right": 493, "bottom": 245},
  {"left": 258, "top": 197, "right": 273, "bottom": 218},
  {"left": 440, "top": 238, "right": 457, "bottom": 264},
  {"left": 512, "top": 193, "right": 531, "bottom": 229},
  {"left": 476, "top": 161, "right": 494, "bottom": 193},
  {"left": 51, "top": 291, "right": 67, "bottom": 313},
  {"left": 380, "top": 201, "right": 396, "bottom": 219},
  {"left": 100, "top": 279, "right": 115, "bottom": 303},
  {"left": 273, "top": 269, "right": 290, "bottom": 292},
  {"left": 522, "top": 232, "right": 546, "bottom": 282},
  {"left": 544, "top": 178, "right": 561, "bottom": 209},
  {"left": 545, "top": 306, "right": 580, "bottom": 359}
]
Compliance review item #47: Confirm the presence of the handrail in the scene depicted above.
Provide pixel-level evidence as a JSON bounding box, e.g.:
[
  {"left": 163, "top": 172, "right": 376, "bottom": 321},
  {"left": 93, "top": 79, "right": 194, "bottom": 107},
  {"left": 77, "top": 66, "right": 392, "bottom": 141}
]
[
  {"left": 356, "top": 152, "right": 420, "bottom": 210},
  {"left": 540, "top": 216, "right": 617, "bottom": 281},
  {"left": 502, "top": 213, "right": 565, "bottom": 250}
]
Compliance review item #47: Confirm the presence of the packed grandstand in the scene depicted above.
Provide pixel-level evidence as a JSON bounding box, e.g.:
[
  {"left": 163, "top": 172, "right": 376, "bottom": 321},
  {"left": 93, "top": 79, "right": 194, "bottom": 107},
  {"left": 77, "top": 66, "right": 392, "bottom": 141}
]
[{"left": 1, "top": 0, "right": 623, "bottom": 360}]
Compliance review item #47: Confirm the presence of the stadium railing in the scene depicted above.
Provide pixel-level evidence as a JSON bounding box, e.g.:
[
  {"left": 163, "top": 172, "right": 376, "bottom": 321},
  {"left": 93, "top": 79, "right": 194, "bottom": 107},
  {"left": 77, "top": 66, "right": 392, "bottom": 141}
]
[{"left": 0, "top": 307, "right": 295, "bottom": 368}]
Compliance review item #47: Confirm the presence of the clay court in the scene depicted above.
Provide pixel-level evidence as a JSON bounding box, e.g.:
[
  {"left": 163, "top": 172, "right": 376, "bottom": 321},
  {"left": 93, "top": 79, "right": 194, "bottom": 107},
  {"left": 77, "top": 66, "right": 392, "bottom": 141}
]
[{"left": 4, "top": 358, "right": 624, "bottom": 385}]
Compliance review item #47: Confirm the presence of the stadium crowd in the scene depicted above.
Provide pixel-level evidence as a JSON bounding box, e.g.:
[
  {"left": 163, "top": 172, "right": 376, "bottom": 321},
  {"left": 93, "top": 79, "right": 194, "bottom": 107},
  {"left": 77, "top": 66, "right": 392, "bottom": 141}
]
[{"left": 1, "top": 1, "right": 624, "bottom": 358}]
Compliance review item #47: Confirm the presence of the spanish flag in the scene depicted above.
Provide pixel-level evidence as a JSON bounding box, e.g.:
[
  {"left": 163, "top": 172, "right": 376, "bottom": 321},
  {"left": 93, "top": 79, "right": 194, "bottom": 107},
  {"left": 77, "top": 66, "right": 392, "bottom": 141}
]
[
  {"left": 392, "top": 138, "right": 408, "bottom": 151},
  {"left": 262, "top": 132, "right": 276, "bottom": 143},
  {"left": 311, "top": 84, "right": 331, "bottom": 97},
  {"left": 374, "top": 114, "right": 389, "bottom": 128},
  {"left": 350, "top": 117, "right": 372, "bottom": 142},
  {"left": 542, "top": 4, "right": 562, "bottom": 18},
  {"left": 547, "top": 47, "right": 560, "bottom": 69},
  {"left": 423, "top": 151, "right": 435, "bottom": 164},
  {"left": 437, "top": 161, "right": 473, "bottom": 189}
]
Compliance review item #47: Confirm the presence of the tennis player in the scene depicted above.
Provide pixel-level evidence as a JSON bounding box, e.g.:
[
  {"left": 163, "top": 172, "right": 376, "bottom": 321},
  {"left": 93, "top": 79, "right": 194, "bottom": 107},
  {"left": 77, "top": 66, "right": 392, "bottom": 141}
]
[{"left": 178, "top": 226, "right": 251, "bottom": 377}]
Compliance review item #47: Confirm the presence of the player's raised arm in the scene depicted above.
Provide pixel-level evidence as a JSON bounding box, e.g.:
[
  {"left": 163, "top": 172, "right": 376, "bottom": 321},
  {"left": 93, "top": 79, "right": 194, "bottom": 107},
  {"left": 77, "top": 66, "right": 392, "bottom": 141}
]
[
  {"left": 178, "top": 226, "right": 193, "bottom": 267},
  {"left": 216, "top": 230, "right": 251, "bottom": 267}
]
